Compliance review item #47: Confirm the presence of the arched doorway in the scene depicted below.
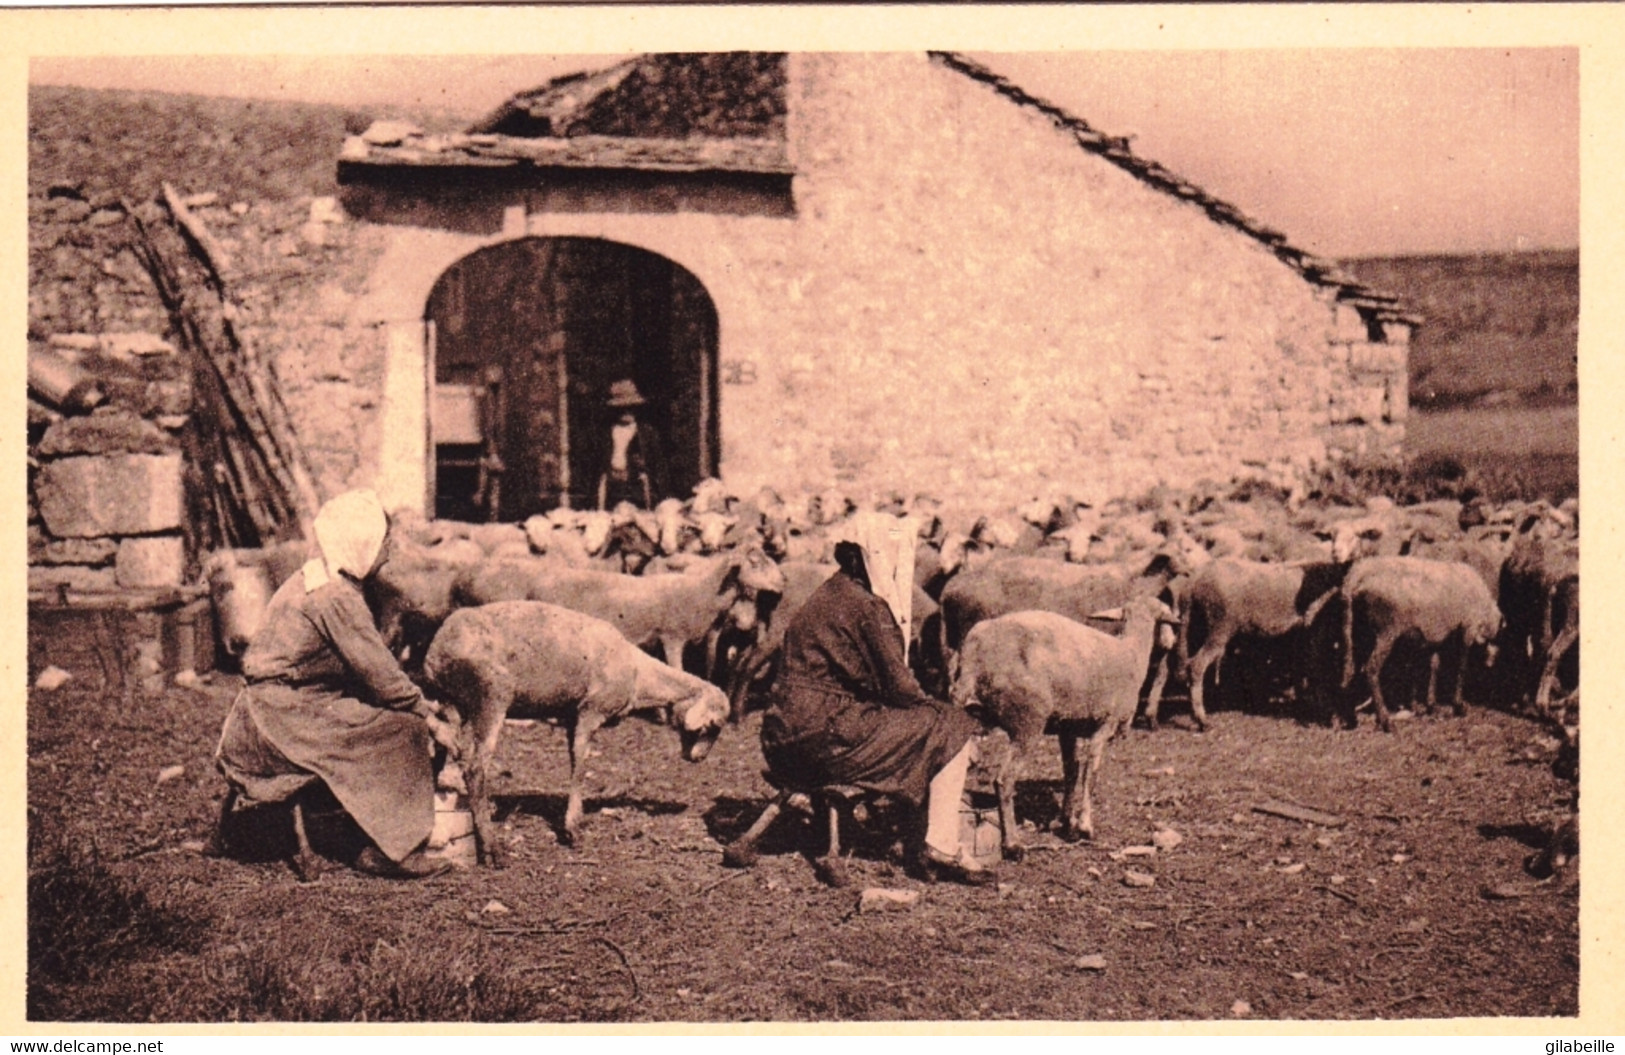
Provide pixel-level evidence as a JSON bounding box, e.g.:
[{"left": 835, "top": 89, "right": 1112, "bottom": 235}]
[{"left": 425, "top": 237, "right": 720, "bottom": 521}]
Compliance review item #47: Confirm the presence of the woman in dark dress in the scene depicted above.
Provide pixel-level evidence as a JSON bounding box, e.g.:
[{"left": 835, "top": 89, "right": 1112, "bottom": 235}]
[
  {"left": 760, "top": 514, "right": 993, "bottom": 884},
  {"left": 212, "top": 490, "right": 462, "bottom": 880}
]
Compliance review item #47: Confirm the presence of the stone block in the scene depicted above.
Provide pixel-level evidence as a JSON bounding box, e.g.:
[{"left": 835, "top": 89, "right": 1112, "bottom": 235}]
[
  {"left": 29, "top": 564, "right": 119, "bottom": 592},
  {"left": 142, "top": 378, "right": 194, "bottom": 417},
  {"left": 1381, "top": 321, "right": 1412, "bottom": 345},
  {"left": 37, "top": 408, "right": 175, "bottom": 457},
  {"left": 1348, "top": 342, "right": 1405, "bottom": 373},
  {"left": 100, "top": 332, "right": 175, "bottom": 357},
  {"left": 40, "top": 537, "right": 120, "bottom": 566},
  {"left": 116, "top": 536, "right": 188, "bottom": 588},
  {"left": 1328, "top": 304, "right": 1370, "bottom": 343},
  {"left": 1386, "top": 373, "right": 1408, "bottom": 423},
  {"left": 35, "top": 454, "right": 185, "bottom": 537}
]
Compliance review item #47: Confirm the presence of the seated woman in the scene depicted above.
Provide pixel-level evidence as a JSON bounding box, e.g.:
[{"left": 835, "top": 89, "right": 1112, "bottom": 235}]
[
  {"left": 759, "top": 513, "right": 993, "bottom": 885},
  {"left": 211, "top": 490, "right": 461, "bottom": 880}
]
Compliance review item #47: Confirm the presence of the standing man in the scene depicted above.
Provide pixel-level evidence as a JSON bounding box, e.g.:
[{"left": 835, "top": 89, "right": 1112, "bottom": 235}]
[{"left": 595, "top": 378, "right": 668, "bottom": 510}]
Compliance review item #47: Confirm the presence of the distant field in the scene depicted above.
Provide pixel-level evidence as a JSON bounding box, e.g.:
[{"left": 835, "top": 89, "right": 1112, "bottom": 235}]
[
  {"left": 1406, "top": 404, "right": 1578, "bottom": 502},
  {"left": 1342, "top": 251, "right": 1578, "bottom": 411}
]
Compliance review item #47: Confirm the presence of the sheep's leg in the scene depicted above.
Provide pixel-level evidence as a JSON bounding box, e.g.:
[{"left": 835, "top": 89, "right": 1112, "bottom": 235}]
[
  {"left": 1424, "top": 650, "right": 1441, "bottom": 716},
  {"left": 1362, "top": 629, "right": 1402, "bottom": 733},
  {"left": 1451, "top": 632, "right": 1471, "bottom": 716},
  {"left": 995, "top": 729, "right": 1037, "bottom": 862},
  {"left": 1057, "top": 729, "right": 1083, "bottom": 841},
  {"left": 290, "top": 799, "right": 319, "bottom": 883},
  {"left": 659, "top": 634, "right": 687, "bottom": 672},
  {"left": 1185, "top": 631, "right": 1230, "bottom": 732},
  {"left": 1073, "top": 719, "right": 1118, "bottom": 841},
  {"left": 463, "top": 686, "right": 511, "bottom": 868},
  {"left": 1142, "top": 651, "right": 1172, "bottom": 732},
  {"left": 1535, "top": 618, "right": 1580, "bottom": 716},
  {"left": 563, "top": 710, "right": 608, "bottom": 847}
]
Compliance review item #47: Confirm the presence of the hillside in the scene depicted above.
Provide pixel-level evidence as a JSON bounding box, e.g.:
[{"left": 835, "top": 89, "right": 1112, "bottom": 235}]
[
  {"left": 27, "top": 84, "right": 392, "bottom": 204},
  {"left": 1342, "top": 250, "right": 1578, "bottom": 410}
]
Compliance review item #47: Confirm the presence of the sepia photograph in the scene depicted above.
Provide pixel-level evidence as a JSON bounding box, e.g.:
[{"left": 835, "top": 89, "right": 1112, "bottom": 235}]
[{"left": 11, "top": 5, "right": 1610, "bottom": 1030}]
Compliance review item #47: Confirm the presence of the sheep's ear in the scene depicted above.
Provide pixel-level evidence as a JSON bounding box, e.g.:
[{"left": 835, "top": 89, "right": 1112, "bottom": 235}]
[
  {"left": 1143, "top": 551, "right": 1177, "bottom": 577},
  {"left": 1089, "top": 606, "right": 1125, "bottom": 621}
]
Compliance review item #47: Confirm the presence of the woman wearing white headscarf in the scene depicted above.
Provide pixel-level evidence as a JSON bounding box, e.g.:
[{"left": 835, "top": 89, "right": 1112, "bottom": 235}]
[
  {"left": 759, "top": 512, "right": 992, "bottom": 885},
  {"left": 213, "top": 490, "right": 460, "bottom": 879}
]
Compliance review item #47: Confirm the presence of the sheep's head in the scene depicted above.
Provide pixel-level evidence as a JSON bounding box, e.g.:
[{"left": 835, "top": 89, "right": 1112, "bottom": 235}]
[
  {"left": 580, "top": 511, "right": 614, "bottom": 555},
  {"left": 695, "top": 511, "right": 738, "bottom": 553},
  {"left": 734, "top": 542, "right": 787, "bottom": 595},
  {"left": 672, "top": 684, "right": 729, "bottom": 762},
  {"left": 522, "top": 515, "right": 553, "bottom": 555}
]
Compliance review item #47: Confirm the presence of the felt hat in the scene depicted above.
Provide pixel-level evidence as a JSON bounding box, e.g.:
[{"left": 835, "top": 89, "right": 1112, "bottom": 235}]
[{"left": 606, "top": 379, "right": 647, "bottom": 408}]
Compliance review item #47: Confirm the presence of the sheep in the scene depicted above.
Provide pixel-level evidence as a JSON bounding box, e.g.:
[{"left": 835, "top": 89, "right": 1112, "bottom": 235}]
[
  {"left": 456, "top": 541, "right": 786, "bottom": 678},
  {"left": 423, "top": 601, "right": 730, "bottom": 861},
  {"left": 367, "top": 535, "right": 482, "bottom": 668},
  {"left": 1339, "top": 556, "right": 1503, "bottom": 732},
  {"left": 939, "top": 551, "right": 1187, "bottom": 656},
  {"left": 938, "top": 550, "right": 1186, "bottom": 718},
  {"left": 1499, "top": 514, "right": 1579, "bottom": 710},
  {"left": 1533, "top": 573, "right": 1579, "bottom": 716},
  {"left": 1153, "top": 556, "right": 1354, "bottom": 732},
  {"left": 203, "top": 540, "right": 309, "bottom": 658},
  {"left": 952, "top": 594, "right": 1175, "bottom": 858}
]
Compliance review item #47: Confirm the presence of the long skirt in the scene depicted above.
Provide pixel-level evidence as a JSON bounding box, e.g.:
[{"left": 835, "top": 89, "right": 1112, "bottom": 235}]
[
  {"left": 761, "top": 680, "right": 979, "bottom": 807},
  {"left": 216, "top": 683, "right": 433, "bottom": 862}
]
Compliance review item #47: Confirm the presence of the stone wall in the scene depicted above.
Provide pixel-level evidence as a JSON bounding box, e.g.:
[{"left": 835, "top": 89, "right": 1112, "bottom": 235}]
[
  {"left": 28, "top": 337, "right": 193, "bottom": 592},
  {"left": 29, "top": 183, "right": 398, "bottom": 515},
  {"left": 709, "top": 52, "right": 1407, "bottom": 518}
]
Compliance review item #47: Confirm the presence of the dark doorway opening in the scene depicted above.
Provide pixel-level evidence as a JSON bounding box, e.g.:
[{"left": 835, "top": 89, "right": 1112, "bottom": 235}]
[{"left": 425, "top": 237, "right": 720, "bottom": 522}]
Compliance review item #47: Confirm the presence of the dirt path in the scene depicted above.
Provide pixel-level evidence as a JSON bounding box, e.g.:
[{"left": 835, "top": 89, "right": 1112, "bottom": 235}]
[{"left": 27, "top": 673, "right": 1577, "bottom": 1022}]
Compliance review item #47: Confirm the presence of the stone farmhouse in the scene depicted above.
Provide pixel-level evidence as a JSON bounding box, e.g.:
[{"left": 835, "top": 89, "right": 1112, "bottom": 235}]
[{"left": 333, "top": 51, "right": 1414, "bottom": 523}]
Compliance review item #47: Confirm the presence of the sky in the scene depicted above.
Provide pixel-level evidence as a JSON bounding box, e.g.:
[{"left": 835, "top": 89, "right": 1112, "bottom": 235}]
[{"left": 29, "top": 48, "right": 1579, "bottom": 259}]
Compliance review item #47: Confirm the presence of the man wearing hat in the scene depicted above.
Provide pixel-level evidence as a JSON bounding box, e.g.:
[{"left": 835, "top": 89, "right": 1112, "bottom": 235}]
[{"left": 595, "top": 378, "right": 668, "bottom": 511}]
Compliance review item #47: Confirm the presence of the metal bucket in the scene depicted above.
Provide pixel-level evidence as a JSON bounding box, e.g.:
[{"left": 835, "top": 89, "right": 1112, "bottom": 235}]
[
  {"left": 958, "top": 793, "right": 1003, "bottom": 867},
  {"left": 425, "top": 789, "right": 476, "bottom": 867}
]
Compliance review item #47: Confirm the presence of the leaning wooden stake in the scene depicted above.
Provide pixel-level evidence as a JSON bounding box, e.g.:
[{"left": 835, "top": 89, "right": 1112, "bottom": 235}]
[{"left": 130, "top": 192, "right": 320, "bottom": 546}]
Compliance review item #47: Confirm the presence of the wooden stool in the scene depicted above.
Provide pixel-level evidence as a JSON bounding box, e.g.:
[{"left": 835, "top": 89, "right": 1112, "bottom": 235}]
[{"left": 722, "top": 780, "right": 879, "bottom": 887}]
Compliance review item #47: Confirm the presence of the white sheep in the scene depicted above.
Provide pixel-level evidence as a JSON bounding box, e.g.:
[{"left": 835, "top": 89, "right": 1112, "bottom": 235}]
[
  {"left": 951, "top": 594, "right": 1174, "bottom": 858},
  {"left": 423, "top": 601, "right": 731, "bottom": 863}
]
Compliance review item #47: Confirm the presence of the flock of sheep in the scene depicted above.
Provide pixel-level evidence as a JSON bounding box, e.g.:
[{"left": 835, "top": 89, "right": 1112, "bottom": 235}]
[{"left": 204, "top": 474, "right": 1581, "bottom": 874}]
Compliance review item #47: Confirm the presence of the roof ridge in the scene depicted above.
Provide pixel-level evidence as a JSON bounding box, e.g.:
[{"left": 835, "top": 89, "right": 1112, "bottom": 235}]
[{"left": 929, "top": 51, "right": 1418, "bottom": 325}]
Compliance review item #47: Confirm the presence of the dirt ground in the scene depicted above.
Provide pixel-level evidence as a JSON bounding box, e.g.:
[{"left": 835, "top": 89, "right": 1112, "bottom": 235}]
[{"left": 26, "top": 660, "right": 1578, "bottom": 1023}]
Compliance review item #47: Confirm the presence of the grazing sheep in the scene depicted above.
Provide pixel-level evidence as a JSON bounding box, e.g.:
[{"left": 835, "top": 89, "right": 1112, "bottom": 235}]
[
  {"left": 1159, "top": 557, "right": 1353, "bottom": 731},
  {"left": 1403, "top": 525, "right": 1512, "bottom": 601},
  {"left": 939, "top": 551, "right": 1186, "bottom": 656},
  {"left": 456, "top": 542, "right": 786, "bottom": 677},
  {"left": 952, "top": 595, "right": 1174, "bottom": 858},
  {"left": 1339, "top": 557, "right": 1503, "bottom": 732},
  {"left": 939, "top": 552, "right": 1185, "bottom": 724},
  {"left": 424, "top": 601, "right": 730, "bottom": 861}
]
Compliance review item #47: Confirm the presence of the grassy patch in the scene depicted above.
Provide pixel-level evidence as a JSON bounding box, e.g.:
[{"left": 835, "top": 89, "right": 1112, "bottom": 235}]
[{"left": 28, "top": 835, "right": 205, "bottom": 1020}]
